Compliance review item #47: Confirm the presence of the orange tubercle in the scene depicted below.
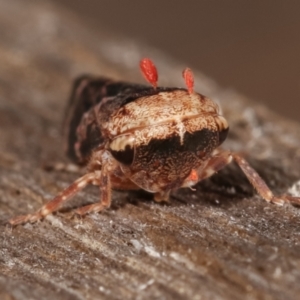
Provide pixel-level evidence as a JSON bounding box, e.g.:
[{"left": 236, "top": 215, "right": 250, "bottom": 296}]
[
  {"left": 188, "top": 169, "right": 198, "bottom": 182},
  {"left": 182, "top": 67, "right": 194, "bottom": 94},
  {"left": 140, "top": 58, "right": 158, "bottom": 89}
]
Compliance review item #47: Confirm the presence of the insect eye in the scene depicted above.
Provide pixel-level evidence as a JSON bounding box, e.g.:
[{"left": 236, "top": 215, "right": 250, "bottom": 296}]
[
  {"left": 215, "top": 116, "right": 229, "bottom": 145},
  {"left": 109, "top": 135, "right": 135, "bottom": 165},
  {"left": 219, "top": 127, "right": 229, "bottom": 145}
]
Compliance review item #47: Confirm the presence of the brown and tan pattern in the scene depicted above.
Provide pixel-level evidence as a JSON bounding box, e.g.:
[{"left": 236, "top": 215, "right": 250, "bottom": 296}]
[
  {"left": 9, "top": 53, "right": 300, "bottom": 224},
  {"left": 1, "top": 1, "right": 300, "bottom": 299}
]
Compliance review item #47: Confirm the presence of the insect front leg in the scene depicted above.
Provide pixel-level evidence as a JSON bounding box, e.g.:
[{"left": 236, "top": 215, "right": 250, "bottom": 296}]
[
  {"left": 74, "top": 159, "right": 112, "bottom": 216},
  {"left": 181, "top": 150, "right": 233, "bottom": 189},
  {"left": 9, "top": 150, "right": 116, "bottom": 225},
  {"left": 9, "top": 173, "right": 100, "bottom": 226},
  {"left": 192, "top": 150, "right": 300, "bottom": 206},
  {"left": 232, "top": 153, "right": 300, "bottom": 206}
]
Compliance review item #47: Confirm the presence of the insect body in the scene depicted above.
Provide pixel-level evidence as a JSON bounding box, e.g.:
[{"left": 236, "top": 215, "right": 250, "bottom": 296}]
[{"left": 9, "top": 59, "right": 300, "bottom": 225}]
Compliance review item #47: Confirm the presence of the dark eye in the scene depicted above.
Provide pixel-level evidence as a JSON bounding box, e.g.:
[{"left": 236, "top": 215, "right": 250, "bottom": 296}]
[
  {"left": 110, "top": 145, "right": 134, "bottom": 165},
  {"left": 219, "top": 127, "right": 229, "bottom": 145},
  {"left": 109, "top": 135, "right": 135, "bottom": 165}
]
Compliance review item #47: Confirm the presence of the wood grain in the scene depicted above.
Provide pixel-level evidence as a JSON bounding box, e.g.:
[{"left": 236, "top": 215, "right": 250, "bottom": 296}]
[{"left": 1, "top": 1, "right": 300, "bottom": 299}]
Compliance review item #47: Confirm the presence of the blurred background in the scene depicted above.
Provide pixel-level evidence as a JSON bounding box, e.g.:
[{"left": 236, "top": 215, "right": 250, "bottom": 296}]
[{"left": 54, "top": 0, "right": 300, "bottom": 123}]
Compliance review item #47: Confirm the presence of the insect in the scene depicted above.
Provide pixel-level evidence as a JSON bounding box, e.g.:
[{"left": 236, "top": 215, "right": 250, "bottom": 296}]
[{"left": 9, "top": 58, "right": 300, "bottom": 225}]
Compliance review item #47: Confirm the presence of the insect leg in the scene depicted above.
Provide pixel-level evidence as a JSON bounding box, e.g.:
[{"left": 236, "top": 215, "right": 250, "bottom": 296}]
[
  {"left": 154, "top": 190, "right": 170, "bottom": 202},
  {"left": 188, "top": 150, "right": 300, "bottom": 206},
  {"left": 197, "top": 151, "right": 233, "bottom": 181},
  {"left": 180, "top": 151, "right": 233, "bottom": 190},
  {"left": 75, "top": 151, "right": 115, "bottom": 216},
  {"left": 9, "top": 173, "right": 98, "bottom": 226},
  {"left": 232, "top": 153, "right": 300, "bottom": 205},
  {"left": 74, "top": 162, "right": 112, "bottom": 215}
]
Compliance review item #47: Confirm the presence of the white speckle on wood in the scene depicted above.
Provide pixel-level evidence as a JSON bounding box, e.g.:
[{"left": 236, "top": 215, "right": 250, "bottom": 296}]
[{"left": 288, "top": 180, "right": 300, "bottom": 197}]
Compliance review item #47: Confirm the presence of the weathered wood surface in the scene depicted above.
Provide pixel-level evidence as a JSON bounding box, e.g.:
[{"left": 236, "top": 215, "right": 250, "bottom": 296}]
[{"left": 1, "top": 1, "right": 300, "bottom": 299}]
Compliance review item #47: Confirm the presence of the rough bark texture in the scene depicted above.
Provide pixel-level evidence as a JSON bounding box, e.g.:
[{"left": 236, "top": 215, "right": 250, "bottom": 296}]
[{"left": 1, "top": 1, "right": 300, "bottom": 299}]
